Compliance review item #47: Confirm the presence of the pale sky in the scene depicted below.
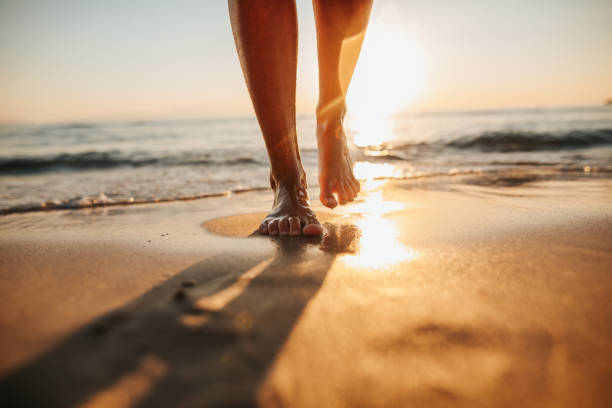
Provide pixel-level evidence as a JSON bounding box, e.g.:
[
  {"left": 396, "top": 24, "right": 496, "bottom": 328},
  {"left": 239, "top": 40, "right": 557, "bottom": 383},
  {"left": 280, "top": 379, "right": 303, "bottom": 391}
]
[{"left": 1, "top": 0, "right": 611, "bottom": 123}]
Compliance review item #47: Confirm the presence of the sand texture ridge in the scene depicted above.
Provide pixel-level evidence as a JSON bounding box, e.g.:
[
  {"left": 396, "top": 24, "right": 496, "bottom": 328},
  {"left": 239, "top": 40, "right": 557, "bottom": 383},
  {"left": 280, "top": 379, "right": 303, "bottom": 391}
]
[{"left": 0, "top": 175, "right": 611, "bottom": 407}]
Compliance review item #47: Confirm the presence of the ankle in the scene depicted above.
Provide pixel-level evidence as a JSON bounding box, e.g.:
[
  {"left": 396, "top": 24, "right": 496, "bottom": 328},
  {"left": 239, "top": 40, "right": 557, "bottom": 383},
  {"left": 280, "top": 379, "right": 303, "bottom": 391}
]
[{"left": 270, "top": 166, "right": 306, "bottom": 191}]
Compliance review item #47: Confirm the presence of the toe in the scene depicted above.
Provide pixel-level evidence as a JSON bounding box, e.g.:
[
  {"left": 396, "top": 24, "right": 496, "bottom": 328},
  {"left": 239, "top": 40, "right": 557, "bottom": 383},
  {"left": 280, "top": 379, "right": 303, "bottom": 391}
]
[
  {"left": 302, "top": 215, "right": 323, "bottom": 236},
  {"left": 303, "top": 223, "right": 324, "bottom": 236},
  {"left": 259, "top": 220, "right": 269, "bottom": 235},
  {"left": 319, "top": 180, "right": 337, "bottom": 209},
  {"left": 289, "top": 217, "right": 301, "bottom": 236},
  {"left": 268, "top": 220, "right": 279, "bottom": 235},
  {"left": 352, "top": 177, "right": 361, "bottom": 193},
  {"left": 278, "top": 218, "right": 289, "bottom": 236},
  {"left": 337, "top": 184, "right": 347, "bottom": 205},
  {"left": 344, "top": 182, "right": 355, "bottom": 202}
]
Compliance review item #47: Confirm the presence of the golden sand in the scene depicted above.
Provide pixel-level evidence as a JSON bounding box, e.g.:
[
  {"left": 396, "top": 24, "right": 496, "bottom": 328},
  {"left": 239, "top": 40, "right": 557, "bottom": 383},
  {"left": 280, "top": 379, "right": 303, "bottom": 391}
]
[{"left": 1, "top": 178, "right": 611, "bottom": 407}]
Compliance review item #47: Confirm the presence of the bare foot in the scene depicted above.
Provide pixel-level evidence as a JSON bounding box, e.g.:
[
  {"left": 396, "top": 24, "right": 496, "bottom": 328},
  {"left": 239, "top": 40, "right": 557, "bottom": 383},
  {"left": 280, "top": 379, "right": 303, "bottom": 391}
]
[
  {"left": 317, "top": 112, "right": 360, "bottom": 208},
  {"left": 259, "top": 178, "right": 323, "bottom": 236}
]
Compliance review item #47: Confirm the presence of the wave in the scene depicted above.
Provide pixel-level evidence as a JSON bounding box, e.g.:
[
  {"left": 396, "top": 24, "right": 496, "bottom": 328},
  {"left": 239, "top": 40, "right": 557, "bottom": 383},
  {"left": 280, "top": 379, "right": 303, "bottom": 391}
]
[
  {"left": 0, "top": 151, "right": 262, "bottom": 173},
  {"left": 355, "top": 129, "right": 612, "bottom": 155},
  {"left": 2, "top": 128, "right": 611, "bottom": 174},
  {"left": 0, "top": 187, "right": 270, "bottom": 215},
  {"left": 447, "top": 129, "right": 612, "bottom": 152}
]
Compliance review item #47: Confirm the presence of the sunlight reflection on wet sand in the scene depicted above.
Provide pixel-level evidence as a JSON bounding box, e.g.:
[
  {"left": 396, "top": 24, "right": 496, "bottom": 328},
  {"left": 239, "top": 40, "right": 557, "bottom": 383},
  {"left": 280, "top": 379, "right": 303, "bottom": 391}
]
[
  {"left": 339, "top": 183, "right": 417, "bottom": 269},
  {"left": 347, "top": 190, "right": 405, "bottom": 216},
  {"left": 340, "top": 216, "right": 417, "bottom": 269}
]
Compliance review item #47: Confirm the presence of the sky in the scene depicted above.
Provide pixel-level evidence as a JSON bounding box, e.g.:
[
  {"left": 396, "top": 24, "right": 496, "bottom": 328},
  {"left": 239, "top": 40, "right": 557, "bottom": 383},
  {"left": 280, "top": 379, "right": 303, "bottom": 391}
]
[{"left": 1, "top": 0, "right": 611, "bottom": 123}]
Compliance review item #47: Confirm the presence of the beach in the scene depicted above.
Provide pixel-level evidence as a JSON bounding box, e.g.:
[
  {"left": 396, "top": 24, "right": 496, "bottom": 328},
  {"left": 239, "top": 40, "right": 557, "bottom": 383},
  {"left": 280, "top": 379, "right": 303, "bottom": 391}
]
[
  {"left": 1, "top": 173, "right": 611, "bottom": 407},
  {"left": 3, "top": 0, "right": 612, "bottom": 405}
]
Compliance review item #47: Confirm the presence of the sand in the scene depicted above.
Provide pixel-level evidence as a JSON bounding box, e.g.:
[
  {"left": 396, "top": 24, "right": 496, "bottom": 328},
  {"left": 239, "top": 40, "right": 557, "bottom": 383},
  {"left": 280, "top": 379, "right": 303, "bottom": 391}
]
[{"left": 0, "top": 174, "right": 611, "bottom": 407}]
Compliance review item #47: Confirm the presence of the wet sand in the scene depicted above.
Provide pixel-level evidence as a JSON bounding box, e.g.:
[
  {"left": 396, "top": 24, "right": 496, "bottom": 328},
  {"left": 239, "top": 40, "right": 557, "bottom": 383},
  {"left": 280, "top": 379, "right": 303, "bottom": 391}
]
[{"left": 0, "top": 175, "right": 611, "bottom": 407}]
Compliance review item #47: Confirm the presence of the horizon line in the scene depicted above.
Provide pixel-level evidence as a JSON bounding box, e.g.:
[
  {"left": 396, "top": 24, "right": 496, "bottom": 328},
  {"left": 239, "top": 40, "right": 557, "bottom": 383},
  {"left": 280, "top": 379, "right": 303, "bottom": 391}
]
[{"left": 1, "top": 101, "right": 610, "bottom": 126}]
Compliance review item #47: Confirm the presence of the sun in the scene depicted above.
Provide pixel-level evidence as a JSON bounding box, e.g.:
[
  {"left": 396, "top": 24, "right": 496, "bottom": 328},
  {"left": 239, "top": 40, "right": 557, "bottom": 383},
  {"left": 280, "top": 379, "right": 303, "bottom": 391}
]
[{"left": 345, "top": 4, "right": 428, "bottom": 147}]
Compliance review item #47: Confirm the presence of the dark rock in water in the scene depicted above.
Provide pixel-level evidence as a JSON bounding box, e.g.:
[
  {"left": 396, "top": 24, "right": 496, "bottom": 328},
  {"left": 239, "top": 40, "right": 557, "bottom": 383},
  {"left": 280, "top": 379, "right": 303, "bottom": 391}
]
[{"left": 181, "top": 280, "right": 196, "bottom": 288}]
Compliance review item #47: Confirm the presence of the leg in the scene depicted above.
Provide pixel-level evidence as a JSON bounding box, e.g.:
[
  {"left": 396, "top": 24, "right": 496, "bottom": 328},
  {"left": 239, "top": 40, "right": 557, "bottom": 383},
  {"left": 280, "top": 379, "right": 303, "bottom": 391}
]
[
  {"left": 229, "top": 0, "right": 322, "bottom": 236},
  {"left": 313, "top": 0, "right": 372, "bottom": 208}
]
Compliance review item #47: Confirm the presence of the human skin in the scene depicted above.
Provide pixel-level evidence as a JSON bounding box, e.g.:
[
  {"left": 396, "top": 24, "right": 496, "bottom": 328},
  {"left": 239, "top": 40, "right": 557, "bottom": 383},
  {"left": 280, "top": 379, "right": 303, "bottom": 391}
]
[{"left": 228, "top": 0, "right": 372, "bottom": 236}]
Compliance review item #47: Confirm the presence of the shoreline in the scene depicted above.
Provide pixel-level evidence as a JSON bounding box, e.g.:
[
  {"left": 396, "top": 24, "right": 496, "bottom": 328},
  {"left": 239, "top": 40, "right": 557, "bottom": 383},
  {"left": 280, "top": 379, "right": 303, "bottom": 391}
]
[{"left": 1, "top": 165, "right": 607, "bottom": 215}]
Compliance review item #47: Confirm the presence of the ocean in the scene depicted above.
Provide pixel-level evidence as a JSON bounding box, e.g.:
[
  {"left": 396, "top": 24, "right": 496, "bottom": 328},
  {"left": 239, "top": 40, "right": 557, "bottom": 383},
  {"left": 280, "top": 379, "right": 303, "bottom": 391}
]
[{"left": 1, "top": 106, "right": 611, "bottom": 214}]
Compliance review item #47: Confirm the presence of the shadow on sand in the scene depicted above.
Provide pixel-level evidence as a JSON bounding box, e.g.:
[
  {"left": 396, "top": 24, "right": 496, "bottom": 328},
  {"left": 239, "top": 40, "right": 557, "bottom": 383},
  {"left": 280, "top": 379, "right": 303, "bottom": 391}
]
[{"left": 0, "top": 223, "right": 359, "bottom": 407}]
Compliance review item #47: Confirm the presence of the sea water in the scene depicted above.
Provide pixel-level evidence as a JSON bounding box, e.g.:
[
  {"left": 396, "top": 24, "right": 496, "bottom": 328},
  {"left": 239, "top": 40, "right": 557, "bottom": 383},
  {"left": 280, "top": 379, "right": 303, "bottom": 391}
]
[{"left": 1, "top": 106, "right": 611, "bottom": 213}]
